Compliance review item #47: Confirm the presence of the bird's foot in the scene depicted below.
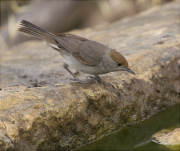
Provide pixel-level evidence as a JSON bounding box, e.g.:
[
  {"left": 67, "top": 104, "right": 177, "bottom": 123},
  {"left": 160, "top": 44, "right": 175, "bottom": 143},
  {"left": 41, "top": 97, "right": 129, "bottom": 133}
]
[
  {"left": 86, "top": 75, "right": 102, "bottom": 83},
  {"left": 69, "top": 77, "right": 95, "bottom": 84},
  {"left": 69, "top": 75, "right": 101, "bottom": 84}
]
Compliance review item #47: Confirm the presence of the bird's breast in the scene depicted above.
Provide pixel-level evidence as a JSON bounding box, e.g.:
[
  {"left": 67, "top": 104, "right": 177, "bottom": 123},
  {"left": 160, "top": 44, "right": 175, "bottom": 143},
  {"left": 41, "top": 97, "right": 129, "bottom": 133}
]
[{"left": 64, "top": 54, "right": 107, "bottom": 75}]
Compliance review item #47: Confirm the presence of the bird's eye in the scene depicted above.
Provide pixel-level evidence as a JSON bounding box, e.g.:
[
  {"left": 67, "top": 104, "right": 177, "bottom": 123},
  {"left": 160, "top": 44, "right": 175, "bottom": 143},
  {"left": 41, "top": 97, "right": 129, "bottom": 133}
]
[{"left": 117, "top": 63, "right": 122, "bottom": 66}]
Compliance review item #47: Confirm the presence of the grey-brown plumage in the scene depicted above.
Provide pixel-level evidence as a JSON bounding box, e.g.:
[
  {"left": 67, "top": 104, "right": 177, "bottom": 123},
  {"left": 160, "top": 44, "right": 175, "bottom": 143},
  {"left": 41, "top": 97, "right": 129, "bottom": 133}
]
[
  {"left": 18, "top": 20, "right": 135, "bottom": 83},
  {"left": 55, "top": 34, "right": 106, "bottom": 66}
]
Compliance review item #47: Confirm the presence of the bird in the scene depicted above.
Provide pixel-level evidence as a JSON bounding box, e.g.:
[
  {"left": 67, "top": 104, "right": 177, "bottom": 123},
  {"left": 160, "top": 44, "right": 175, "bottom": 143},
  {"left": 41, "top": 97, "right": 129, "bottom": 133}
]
[{"left": 18, "top": 20, "right": 135, "bottom": 84}]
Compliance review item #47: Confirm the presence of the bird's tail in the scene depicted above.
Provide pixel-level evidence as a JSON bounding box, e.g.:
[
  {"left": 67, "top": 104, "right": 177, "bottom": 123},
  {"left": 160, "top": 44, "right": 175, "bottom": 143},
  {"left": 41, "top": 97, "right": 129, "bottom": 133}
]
[{"left": 18, "top": 20, "right": 56, "bottom": 44}]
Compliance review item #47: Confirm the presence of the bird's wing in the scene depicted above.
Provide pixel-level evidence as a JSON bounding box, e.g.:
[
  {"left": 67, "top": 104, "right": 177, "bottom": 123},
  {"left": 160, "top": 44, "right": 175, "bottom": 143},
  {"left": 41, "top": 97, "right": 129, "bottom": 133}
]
[{"left": 55, "top": 34, "right": 106, "bottom": 66}]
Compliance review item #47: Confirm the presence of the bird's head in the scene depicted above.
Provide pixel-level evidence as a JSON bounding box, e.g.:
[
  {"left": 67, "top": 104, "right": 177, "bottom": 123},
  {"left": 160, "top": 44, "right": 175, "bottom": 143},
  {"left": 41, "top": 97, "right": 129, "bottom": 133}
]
[{"left": 110, "top": 49, "right": 135, "bottom": 75}]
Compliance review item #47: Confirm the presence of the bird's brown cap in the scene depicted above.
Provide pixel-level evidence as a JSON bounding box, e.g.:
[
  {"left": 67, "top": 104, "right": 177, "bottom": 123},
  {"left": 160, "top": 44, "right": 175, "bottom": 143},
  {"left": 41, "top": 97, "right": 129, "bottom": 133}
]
[{"left": 110, "top": 49, "right": 128, "bottom": 67}]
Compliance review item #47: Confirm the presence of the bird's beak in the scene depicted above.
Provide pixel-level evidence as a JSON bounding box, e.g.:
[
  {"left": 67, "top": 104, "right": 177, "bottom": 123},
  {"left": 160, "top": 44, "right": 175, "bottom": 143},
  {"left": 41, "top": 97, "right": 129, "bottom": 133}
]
[{"left": 123, "top": 67, "right": 135, "bottom": 75}]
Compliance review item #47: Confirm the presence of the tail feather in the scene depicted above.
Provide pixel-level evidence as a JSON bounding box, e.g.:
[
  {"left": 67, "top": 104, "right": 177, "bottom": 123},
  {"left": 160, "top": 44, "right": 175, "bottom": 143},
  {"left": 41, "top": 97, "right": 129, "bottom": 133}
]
[
  {"left": 18, "top": 20, "right": 55, "bottom": 43},
  {"left": 20, "top": 20, "right": 47, "bottom": 34},
  {"left": 19, "top": 27, "right": 45, "bottom": 40}
]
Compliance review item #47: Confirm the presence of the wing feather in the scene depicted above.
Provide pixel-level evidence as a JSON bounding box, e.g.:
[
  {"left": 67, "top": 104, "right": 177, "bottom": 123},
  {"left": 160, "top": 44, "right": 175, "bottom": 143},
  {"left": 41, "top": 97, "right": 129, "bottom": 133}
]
[{"left": 55, "top": 34, "right": 106, "bottom": 66}]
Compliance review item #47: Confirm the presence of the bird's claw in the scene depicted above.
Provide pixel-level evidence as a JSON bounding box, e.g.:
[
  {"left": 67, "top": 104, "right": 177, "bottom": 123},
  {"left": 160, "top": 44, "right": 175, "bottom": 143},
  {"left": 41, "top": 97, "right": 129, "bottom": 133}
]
[
  {"left": 86, "top": 75, "right": 102, "bottom": 83},
  {"left": 68, "top": 75, "right": 102, "bottom": 84},
  {"left": 69, "top": 77, "right": 94, "bottom": 84}
]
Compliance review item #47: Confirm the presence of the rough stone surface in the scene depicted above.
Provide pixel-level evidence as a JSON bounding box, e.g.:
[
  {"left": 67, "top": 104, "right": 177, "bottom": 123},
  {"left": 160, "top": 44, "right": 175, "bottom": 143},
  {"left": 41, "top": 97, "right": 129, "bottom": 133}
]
[{"left": 0, "top": 1, "right": 180, "bottom": 150}]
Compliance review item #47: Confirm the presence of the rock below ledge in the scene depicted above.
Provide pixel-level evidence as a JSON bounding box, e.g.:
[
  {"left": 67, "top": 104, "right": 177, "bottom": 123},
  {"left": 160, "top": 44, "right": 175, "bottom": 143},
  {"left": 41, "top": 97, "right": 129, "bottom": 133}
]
[
  {"left": 152, "top": 127, "right": 180, "bottom": 150},
  {"left": 0, "top": 1, "right": 180, "bottom": 150}
]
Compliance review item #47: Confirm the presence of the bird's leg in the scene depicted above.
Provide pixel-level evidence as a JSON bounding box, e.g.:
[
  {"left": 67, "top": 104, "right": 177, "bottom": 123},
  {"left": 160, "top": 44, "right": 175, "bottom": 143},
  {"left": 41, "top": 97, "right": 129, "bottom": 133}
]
[
  {"left": 63, "top": 63, "right": 77, "bottom": 79},
  {"left": 63, "top": 63, "right": 95, "bottom": 84}
]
